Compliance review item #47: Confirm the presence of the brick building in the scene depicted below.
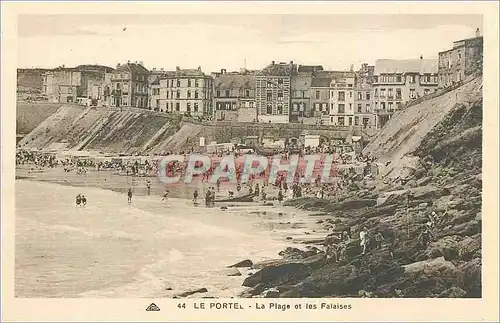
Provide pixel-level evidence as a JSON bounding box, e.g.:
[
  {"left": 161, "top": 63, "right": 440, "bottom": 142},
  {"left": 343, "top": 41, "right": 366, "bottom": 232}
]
[
  {"left": 438, "top": 28, "right": 483, "bottom": 88},
  {"left": 110, "top": 61, "right": 150, "bottom": 109},
  {"left": 354, "top": 63, "right": 377, "bottom": 129},
  {"left": 212, "top": 69, "right": 256, "bottom": 122},
  {"left": 255, "top": 61, "right": 296, "bottom": 123},
  {"left": 158, "top": 66, "right": 213, "bottom": 117}
]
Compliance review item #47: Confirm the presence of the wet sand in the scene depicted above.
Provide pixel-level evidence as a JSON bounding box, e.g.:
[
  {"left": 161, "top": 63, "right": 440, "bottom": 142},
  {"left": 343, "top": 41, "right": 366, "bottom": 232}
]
[{"left": 15, "top": 166, "right": 330, "bottom": 298}]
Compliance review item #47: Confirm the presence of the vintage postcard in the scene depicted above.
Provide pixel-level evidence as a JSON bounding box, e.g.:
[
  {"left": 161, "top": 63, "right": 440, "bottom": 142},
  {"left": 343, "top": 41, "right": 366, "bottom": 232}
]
[{"left": 1, "top": 1, "right": 499, "bottom": 322}]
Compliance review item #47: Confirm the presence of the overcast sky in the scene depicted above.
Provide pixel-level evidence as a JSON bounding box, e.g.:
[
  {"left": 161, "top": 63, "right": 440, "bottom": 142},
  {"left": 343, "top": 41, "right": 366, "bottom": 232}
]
[{"left": 18, "top": 14, "right": 483, "bottom": 72}]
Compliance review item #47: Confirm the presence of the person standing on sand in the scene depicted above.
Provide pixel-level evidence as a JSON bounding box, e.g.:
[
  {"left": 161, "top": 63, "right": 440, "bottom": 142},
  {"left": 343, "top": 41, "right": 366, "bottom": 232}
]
[
  {"left": 146, "top": 180, "right": 151, "bottom": 196},
  {"left": 127, "top": 189, "right": 133, "bottom": 203},
  {"left": 193, "top": 189, "right": 199, "bottom": 203},
  {"left": 277, "top": 189, "right": 284, "bottom": 203},
  {"left": 161, "top": 190, "right": 169, "bottom": 201}
]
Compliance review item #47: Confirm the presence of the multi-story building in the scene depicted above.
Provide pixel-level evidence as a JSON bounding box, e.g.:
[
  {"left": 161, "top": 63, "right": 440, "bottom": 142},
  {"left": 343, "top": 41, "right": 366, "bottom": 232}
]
[
  {"left": 290, "top": 65, "right": 323, "bottom": 123},
  {"left": 42, "top": 65, "right": 113, "bottom": 104},
  {"left": 88, "top": 71, "right": 113, "bottom": 107},
  {"left": 212, "top": 69, "right": 256, "bottom": 122},
  {"left": 110, "top": 61, "right": 150, "bottom": 109},
  {"left": 148, "top": 68, "right": 174, "bottom": 111},
  {"left": 354, "top": 63, "right": 377, "bottom": 128},
  {"left": 158, "top": 66, "right": 213, "bottom": 117},
  {"left": 328, "top": 72, "right": 356, "bottom": 126},
  {"left": 255, "top": 61, "right": 296, "bottom": 123},
  {"left": 373, "top": 58, "right": 438, "bottom": 127},
  {"left": 438, "top": 28, "right": 483, "bottom": 88},
  {"left": 309, "top": 71, "right": 342, "bottom": 125}
]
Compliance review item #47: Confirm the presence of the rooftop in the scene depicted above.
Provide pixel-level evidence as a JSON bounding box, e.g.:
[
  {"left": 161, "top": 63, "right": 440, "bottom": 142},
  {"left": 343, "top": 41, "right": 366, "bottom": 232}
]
[
  {"left": 374, "top": 59, "right": 438, "bottom": 75},
  {"left": 115, "top": 62, "right": 150, "bottom": 75},
  {"left": 257, "top": 62, "right": 296, "bottom": 77}
]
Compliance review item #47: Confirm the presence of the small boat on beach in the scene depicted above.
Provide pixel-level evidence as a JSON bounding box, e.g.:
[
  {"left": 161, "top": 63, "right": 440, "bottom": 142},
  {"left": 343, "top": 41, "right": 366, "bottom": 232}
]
[{"left": 213, "top": 193, "right": 255, "bottom": 203}]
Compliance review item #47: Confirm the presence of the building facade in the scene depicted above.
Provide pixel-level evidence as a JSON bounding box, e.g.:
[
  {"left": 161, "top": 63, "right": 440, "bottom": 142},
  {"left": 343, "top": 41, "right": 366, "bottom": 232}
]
[
  {"left": 42, "top": 65, "right": 113, "bottom": 104},
  {"left": 438, "top": 29, "right": 483, "bottom": 88},
  {"left": 290, "top": 65, "right": 323, "bottom": 123},
  {"left": 110, "top": 62, "right": 150, "bottom": 109},
  {"left": 212, "top": 69, "right": 256, "bottom": 122},
  {"left": 373, "top": 58, "right": 438, "bottom": 127},
  {"left": 158, "top": 66, "right": 213, "bottom": 117},
  {"left": 255, "top": 61, "right": 296, "bottom": 123},
  {"left": 309, "top": 75, "right": 331, "bottom": 125},
  {"left": 148, "top": 68, "right": 173, "bottom": 111},
  {"left": 354, "top": 63, "right": 377, "bottom": 128}
]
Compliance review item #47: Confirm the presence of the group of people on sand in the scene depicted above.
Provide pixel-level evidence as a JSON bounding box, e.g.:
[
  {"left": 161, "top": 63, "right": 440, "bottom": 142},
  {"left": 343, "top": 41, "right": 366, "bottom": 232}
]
[
  {"left": 205, "top": 187, "right": 216, "bottom": 207},
  {"left": 75, "top": 194, "right": 87, "bottom": 207}
]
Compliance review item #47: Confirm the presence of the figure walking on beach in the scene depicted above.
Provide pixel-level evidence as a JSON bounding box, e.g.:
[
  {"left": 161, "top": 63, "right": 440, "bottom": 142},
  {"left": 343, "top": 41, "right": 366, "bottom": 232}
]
[
  {"left": 193, "top": 189, "right": 199, "bottom": 203},
  {"left": 146, "top": 180, "right": 151, "bottom": 196},
  {"left": 127, "top": 189, "right": 133, "bottom": 203},
  {"left": 161, "top": 190, "right": 170, "bottom": 201}
]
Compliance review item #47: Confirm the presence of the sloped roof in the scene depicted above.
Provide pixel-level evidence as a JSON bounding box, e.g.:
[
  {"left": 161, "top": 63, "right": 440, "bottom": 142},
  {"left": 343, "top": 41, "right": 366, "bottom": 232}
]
[
  {"left": 76, "top": 65, "right": 114, "bottom": 73},
  {"left": 297, "top": 65, "right": 324, "bottom": 73},
  {"left": 374, "top": 59, "right": 438, "bottom": 74},
  {"left": 214, "top": 73, "right": 255, "bottom": 90},
  {"left": 115, "top": 63, "right": 150, "bottom": 75},
  {"left": 257, "top": 63, "right": 295, "bottom": 76},
  {"left": 176, "top": 68, "right": 205, "bottom": 76}
]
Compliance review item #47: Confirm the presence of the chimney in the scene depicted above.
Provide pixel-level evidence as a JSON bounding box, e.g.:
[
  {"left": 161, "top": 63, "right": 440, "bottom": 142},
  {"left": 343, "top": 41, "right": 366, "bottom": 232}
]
[
  {"left": 153, "top": 67, "right": 156, "bottom": 71},
  {"left": 475, "top": 28, "right": 480, "bottom": 37},
  {"left": 116, "top": 63, "right": 121, "bottom": 68},
  {"left": 176, "top": 66, "right": 180, "bottom": 72},
  {"left": 221, "top": 69, "right": 227, "bottom": 75},
  {"left": 160, "top": 68, "right": 164, "bottom": 71},
  {"left": 127, "top": 60, "right": 130, "bottom": 63},
  {"left": 271, "top": 61, "right": 275, "bottom": 65},
  {"left": 197, "top": 66, "right": 201, "bottom": 71},
  {"left": 290, "top": 61, "right": 293, "bottom": 65},
  {"left": 420, "top": 55, "right": 423, "bottom": 60},
  {"left": 139, "top": 61, "right": 144, "bottom": 66}
]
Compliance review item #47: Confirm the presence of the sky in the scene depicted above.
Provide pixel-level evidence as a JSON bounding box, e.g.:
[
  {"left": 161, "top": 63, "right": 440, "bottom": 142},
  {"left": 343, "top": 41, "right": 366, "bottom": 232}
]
[{"left": 18, "top": 14, "right": 483, "bottom": 72}]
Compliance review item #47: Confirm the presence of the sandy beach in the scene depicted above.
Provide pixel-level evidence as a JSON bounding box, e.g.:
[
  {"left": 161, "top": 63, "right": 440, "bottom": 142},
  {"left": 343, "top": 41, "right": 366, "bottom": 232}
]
[{"left": 15, "top": 166, "right": 329, "bottom": 298}]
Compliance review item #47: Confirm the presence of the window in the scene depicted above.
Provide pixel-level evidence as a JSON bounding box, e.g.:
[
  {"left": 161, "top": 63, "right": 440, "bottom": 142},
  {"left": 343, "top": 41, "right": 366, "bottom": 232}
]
[
  {"left": 316, "top": 91, "right": 320, "bottom": 99},
  {"left": 396, "top": 89, "right": 402, "bottom": 100},
  {"left": 330, "top": 91, "right": 334, "bottom": 99},
  {"left": 424, "top": 89, "right": 430, "bottom": 96},
  {"left": 267, "top": 81, "right": 272, "bottom": 88},
  {"left": 388, "top": 89, "right": 393, "bottom": 99},
  {"left": 175, "top": 90, "right": 179, "bottom": 99},
  {"left": 388, "top": 102, "right": 393, "bottom": 111},
  {"left": 366, "top": 92, "right": 371, "bottom": 100},
  {"left": 187, "top": 103, "right": 191, "bottom": 112},
  {"left": 349, "top": 103, "right": 352, "bottom": 112},
  {"left": 380, "top": 89, "right": 386, "bottom": 98},
  {"left": 217, "top": 90, "right": 220, "bottom": 97},
  {"left": 349, "top": 92, "right": 352, "bottom": 98},
  {"left": 381, "top": 102, "right": 386, "bottom": 110},
  {"left": 363, "top": 117, "right": 369, "bottom": 125},
  {"left": 409, "top": 75, "right": 416, "bottom": 83},
  {"left": 354, "top": 116, "right": 359, "bottom": 126},
  {"left": 267, "top": 91, "right": 272, "bottom": 101},
  {"left": 338, "top": 117, "right": 345, "bottom": 126},
  {"left": 176, "top": 103, "right": 180, "bottom": 111},
  {"left": 278, "top": 90, "right": 283, "bottom": 101},
  {"left": 245, "top": 89, "right": 250, "bottom": 97},
  {"left": 188, "top": 79, "right": 192, "bottom": 87},
  {"left": 396, "top": 75, "right": 402, "bottom": 82},
  {"left": 348, "top": 84, "right": 353, "bottom": 88},
  {"left": 195, "top": 91, "right": 199, "bottom": 99},
  {"left": 176, "top": 79, "right": 180, "bottom": 87},
  {"left": 187, "top": 90, "right": 191, "bottom": 99},
  {"left": 194, "top": 103, "right": 199, "bottom": 112},
  {"left": 338, "top": 104, "right": 345, "bottom": 114},
  {"left": 330, "top": 116, "right": 334, "bottom": 123},
  {"left": 338, "top": 91, "right": 345, "bottom": 101},
  {"left": 166, "top": 91, "right": 169, "bottom": 99},
  {"left": 195, "top": 79, "right": 199, "bottom": 87},
  {"left": 357, "top": 104, "right": 362, "bottom": 113},
  {"left": 267, "top": 103, "right": 273, "bottom": 114},
  {"left": 278, "top": 78, "right": 283, "bottom": 85},
  {"left": 225, "top": 90, "right": 230, "bottom": 97},
  {"left": 366, "top": 104, "right": 371, "bottom": 112},
  {"left": 277, "top": 104, "right": 283, "bottom": 115},
  {"left": 293, "top": 103, "right": 298, "bottom": 112},
  {"left": 357, "top": 92, "right": 363, "bottom": 100},
  {"left": 374, "top": 89, "right": 378, "bottom": 97}
]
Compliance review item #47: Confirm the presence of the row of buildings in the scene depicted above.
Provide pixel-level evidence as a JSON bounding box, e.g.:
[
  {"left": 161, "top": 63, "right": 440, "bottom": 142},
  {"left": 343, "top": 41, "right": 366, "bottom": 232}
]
[{"left": 36, "top": 30, "right": 483, "bottom": 129}]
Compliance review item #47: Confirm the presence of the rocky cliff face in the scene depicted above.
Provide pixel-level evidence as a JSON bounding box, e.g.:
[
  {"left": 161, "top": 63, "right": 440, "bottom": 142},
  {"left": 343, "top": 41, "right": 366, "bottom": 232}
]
[{"left": 240, "top": 78, "right": 483, "bottom": 298}]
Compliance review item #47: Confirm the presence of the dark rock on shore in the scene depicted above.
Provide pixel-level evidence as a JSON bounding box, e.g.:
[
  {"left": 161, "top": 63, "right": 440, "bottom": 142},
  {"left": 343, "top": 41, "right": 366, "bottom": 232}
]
[
  {"left": 174, "top": 288, "right": 208, "bottom": 298},
  {"left": 228, "top": 259, "right": 253, "bottom": 268}
]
